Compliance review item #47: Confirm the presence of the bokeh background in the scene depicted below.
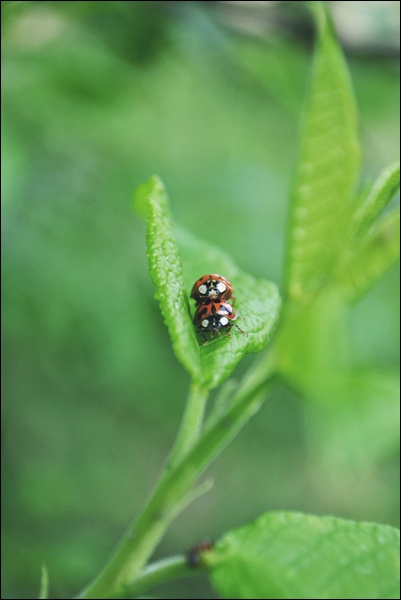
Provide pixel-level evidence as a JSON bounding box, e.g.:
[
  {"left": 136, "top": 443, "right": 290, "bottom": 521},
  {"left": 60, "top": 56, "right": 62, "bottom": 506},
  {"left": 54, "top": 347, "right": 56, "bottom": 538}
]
[{"left": 2, "top": 2, "right": 400, "bottom": 598}]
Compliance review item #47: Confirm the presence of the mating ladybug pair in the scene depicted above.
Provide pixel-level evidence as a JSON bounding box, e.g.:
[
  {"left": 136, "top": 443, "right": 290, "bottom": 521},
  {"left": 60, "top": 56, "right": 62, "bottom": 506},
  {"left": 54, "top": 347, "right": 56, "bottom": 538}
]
[{"left": 190, "top": 274, "right": 246, "bottom": 342}]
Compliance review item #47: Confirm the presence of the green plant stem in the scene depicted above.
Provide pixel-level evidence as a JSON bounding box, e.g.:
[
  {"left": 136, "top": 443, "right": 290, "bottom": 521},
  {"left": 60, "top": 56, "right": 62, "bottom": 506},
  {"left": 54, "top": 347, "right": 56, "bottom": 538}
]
[
  {"left": 169, "top": 381, "right": 209, "bottom": 464},
  {"left": 39, "top": 565, "right": 49, "bottom": 600},
  {"left": 76, "top": 353, "right": 277, "bottom": 600},
  {"left": 120, "top": 555, "right": 200, "bottom": 599}
]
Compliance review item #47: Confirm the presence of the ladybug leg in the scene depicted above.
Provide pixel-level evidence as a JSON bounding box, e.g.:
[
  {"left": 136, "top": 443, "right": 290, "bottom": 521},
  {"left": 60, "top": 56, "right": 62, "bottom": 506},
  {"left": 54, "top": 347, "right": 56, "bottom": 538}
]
[
  {"left": 234, "top": 323, "right": 248, "bottom": 336},
  {"left": 196, "top": 326, "right": 209, "bottom": 345},
  {"left": 199, "top": 331, "right": 209, "bottom": 344},
  {"left": 230, "top": 296, "right": 236, "bottom": 308},
  {"left": 200, "top": 332, "right": 209, "bottom": 345}
]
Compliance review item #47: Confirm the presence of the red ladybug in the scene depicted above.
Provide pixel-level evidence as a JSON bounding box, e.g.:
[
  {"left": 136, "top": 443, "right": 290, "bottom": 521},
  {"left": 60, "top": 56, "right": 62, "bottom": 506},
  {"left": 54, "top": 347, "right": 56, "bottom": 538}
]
[
  {"left": 190, "top": 274, "right": 235, "bottom": 305},
  {"left": 194, "top": 298, "right": 246, "bottom": 341}
]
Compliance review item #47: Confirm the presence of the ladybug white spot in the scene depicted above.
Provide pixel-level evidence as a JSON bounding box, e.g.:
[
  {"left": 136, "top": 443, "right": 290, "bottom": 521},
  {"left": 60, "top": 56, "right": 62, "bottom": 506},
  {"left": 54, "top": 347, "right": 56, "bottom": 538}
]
[
  {"left": 219, "top": 316, "right": 229, "bottom": 326},
  {"left": 198, "top": 284, "right": 208, "bottom": 295},
  {"left": 216, "top": 282, "right": 226, "bottom": 293},
  {"left": 201, "top": 319, "right": 210, "bottom": 328}
]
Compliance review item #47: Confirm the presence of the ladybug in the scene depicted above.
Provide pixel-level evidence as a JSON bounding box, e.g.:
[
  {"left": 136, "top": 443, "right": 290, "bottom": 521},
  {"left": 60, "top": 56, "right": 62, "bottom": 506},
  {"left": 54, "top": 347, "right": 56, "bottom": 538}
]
[
  {"left": 191, "top": 274, "right": 235, "bottom": 305},
  {"left": 194, "top": 298, "right": 246, "bottom": 341}
]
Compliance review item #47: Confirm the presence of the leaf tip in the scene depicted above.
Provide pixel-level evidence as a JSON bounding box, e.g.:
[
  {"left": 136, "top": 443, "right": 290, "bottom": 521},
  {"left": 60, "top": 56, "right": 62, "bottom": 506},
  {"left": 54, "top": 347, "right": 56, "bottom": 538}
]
[{"left": 132, "top": 175, "right": 166, "bottom": 218}]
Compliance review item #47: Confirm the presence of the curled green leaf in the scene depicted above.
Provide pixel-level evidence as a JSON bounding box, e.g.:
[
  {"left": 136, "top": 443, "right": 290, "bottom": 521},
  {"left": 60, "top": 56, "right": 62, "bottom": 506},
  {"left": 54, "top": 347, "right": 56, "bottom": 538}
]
[
  {"left": 134, "top": 178, "right": 281, "bottom": 391},
  {"left": 177, "top": 228, "right": 280, "bottom": 390},
  {"left": 133, "top": 176, "right": 202, "bottom": 381},
  {"left": 199, "top": 276, "right": 279, "bottom": 389}
]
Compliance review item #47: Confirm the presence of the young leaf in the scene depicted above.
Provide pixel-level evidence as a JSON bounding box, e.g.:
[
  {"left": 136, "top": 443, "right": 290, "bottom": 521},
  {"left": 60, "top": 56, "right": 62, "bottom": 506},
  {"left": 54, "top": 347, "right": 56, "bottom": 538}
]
[
  {"left": 207, "top": 512, "right": 400, "bottom": 599},
  {"left": 286, "top": 1, "right": 360, "bottom": 303},
  {"left": 133, "top": 176, "right": 202, "bottom": 382},
  {"left": 353, "top": 162, "right": 400, "bottom": 238},
  {"left": 335, "top": 206, "right": 400, "bottom": 302},
  {"left": 177, "top": 227, "right": 281, "bottom": 390},
  {"left": 329, "top": 162, "right": 400, "bottom": 302},
  {"left": 134, "top": 180, "right": 281, "bottom": 391}
]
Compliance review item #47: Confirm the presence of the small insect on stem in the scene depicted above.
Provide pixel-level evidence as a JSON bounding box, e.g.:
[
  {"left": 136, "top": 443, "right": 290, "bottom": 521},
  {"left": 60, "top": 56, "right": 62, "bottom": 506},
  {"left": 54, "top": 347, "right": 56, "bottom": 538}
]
[{"left": 186, "top": 540, "right": 214, "bottom": 568}]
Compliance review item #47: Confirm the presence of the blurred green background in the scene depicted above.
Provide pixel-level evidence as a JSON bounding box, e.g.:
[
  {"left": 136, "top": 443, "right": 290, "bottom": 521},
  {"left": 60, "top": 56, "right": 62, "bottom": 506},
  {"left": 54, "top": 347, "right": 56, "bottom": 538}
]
[{"left": 2, "top": 2, "right": 399, "bottom": 599}]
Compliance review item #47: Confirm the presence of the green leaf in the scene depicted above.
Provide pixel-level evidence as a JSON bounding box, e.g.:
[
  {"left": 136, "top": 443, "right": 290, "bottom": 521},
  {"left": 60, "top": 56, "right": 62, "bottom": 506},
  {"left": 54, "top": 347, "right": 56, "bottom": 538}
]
[
  {"left": 286, "top": 1, "right": 360, "bottom": 304},
  {"left": 335, "top": 206, "right": 400, "bottom": 302},
  {"left": 307, "top": 370, "right": 400, "bottom": 476},
  {"left": 208, "top": 512, "right": 400, "bottom": 599},
  {"left": 134, "top": 179, "right": 281, "bottom": 390},
  {"left": 330, "top": 163, "right": 400, "bottom": 302},
  {"left": 274, "top": 290, "right": 347, "bottom": 394},
  {"left": 177, "top": 227, "right": 281, "bottom": 390},
  {"left": 353, "top": 162, "right": 400, "bottom": 238},
  {"left": 133, "top": 176, "right": 202, "bottom": 381}
]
